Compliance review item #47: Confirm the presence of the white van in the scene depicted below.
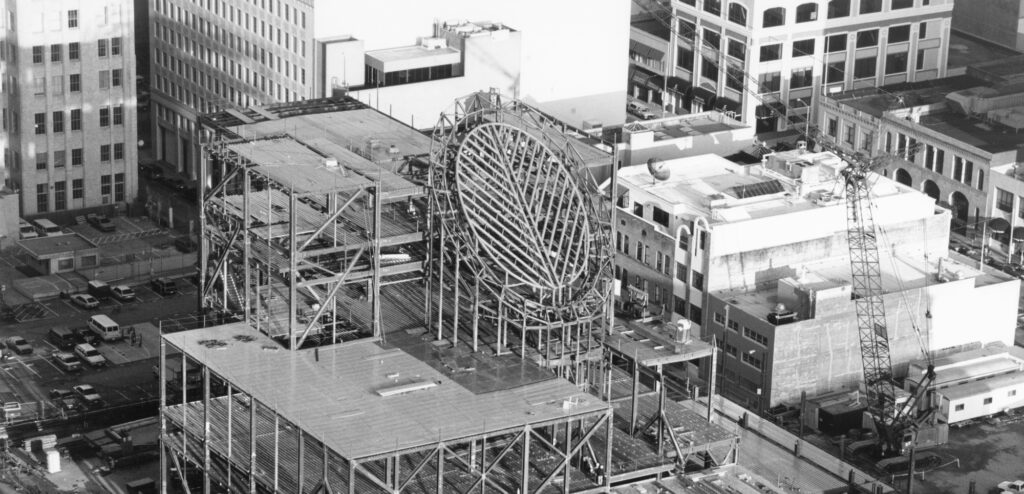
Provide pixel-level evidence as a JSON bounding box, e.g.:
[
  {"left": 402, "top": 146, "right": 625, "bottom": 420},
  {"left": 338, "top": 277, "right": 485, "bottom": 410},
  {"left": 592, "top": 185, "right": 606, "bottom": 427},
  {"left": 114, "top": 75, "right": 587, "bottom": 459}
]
[
  {"left": 87, "top": 314, "right": 122, "bottom": 342},
  {"left": 18, "top": 219, "right": 38, "bottom": 239},
  {"left": 32, "top": 218, "right": 62, "bottom": 236}
]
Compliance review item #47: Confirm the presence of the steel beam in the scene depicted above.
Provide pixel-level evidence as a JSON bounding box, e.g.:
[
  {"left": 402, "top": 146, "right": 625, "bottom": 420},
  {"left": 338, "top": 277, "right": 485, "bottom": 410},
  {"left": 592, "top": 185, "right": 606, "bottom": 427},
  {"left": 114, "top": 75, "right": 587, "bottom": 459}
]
[{"left": 298, "top": 189, "right": 364, "bottom": 252}]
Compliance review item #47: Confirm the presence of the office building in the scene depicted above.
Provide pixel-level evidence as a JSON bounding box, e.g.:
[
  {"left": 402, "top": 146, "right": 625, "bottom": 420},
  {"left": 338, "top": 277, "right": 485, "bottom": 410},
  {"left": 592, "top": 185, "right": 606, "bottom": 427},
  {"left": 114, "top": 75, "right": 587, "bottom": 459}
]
[
  {"left": 819, "top": 55, "right": 1024, "bottom": 257},
  {"left": 2, "top": 0, "right": 138, "bottom": 216},
  {"left": 628, "top": 0, "right": 953, "bottom": 133}
]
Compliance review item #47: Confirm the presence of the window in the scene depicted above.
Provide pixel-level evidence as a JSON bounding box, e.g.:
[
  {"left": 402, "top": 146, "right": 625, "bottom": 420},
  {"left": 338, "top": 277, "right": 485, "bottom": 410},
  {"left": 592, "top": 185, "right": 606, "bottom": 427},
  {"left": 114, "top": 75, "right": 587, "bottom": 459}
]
[
  {"left": 728, "top": 320, "right": 739, "bottom": 331},
  {"left": 860, "top": 0, "right": 882, "bottom": 13},
  {"left": 857, "top": 30, "right": 879, "bottom": 48},
  {"left": 656, "top": 251, "right": 664, "bottom": 273},
  {"left": 111, "top": 37, "right": 121, "bottom": 56},
  {"left": 827, "top": 0, "right": 851, "bottom": 18},
  {"left": 916, "top": 49, "right": 926, "bottom": 70},
  {"left": 827, "top": 117, "right": 838, "bottom": 137},
  {"left": 36, "top": 152, "right": 47, "bottom": 170},
  {"left": 919, "top": 22, "right": 928, "bottom": 39},
  {"left": 885, "top": 52, "right": 908, "bottom": 74},
  {"left": 98, "top": 39, "right": 107, "bottom": 57},
  {"left": 69, "top": 42, "right": 79, "bottom": 60},
  {"left": 70, "top": 109, "right": 81, "bottom": 130},
  {"left": 32, "top": 45, "right": 43, "bottom": 63},
  {"left": 854, "top": 57, "right": 876, "bottom": 78},
  {"left": 826, "top": 34, "right": 847, "bottom": 53},
  {"left": 714, "top": 312, "right": 725, "bottom": 324},
  {"left": 100, "top": 107, "right": 110, "bottom": 127},
  {"left": 983, "top": 397, "right": 993, "bottom": 405},
  {"left": 112, "top": 69, "right": 122, "bottom": 87},
  {"left": 793, "top": 39, "right": 815, "bottom": 57},
  {"left": 635, "top": 241, "right": 644, "bottom": 261},
  {"left": 692, "top": 271, "right": 705, "bottom": 290},
  {"left": 101, "top": 175, "right": 112, "bottom": 196},
  {"left": 676, "top": 262, "right": 687, "bottom": 282},
  {"left": 727, "top": 39, "right": 746, "bottom": 61},
  {"left": 36, "top": 184, "right": 48, "bottom": 213},
  {"left": 100, "top": 144, "right": 111, "bottom": 162},
  {"left": 796, "top": 3, "right": 818, "bottom": 22},
  {"left": 845, "top": 124, "right": 856, "bottom": 145},
  {"left": 760, "top": 44, "right": 782, "bottom": 62},
  {"left": 68, "top": 9, "right": 78, "bottom": 28},
  {"left": 862, "top": 132, "right": 873, "bottom": 152},
  {"left": 679, "top": 19, "right": 696, "bottom": 42},
  {"left": 704, "top": 30, "right": 721, "bottom": 51},
  {"left": 701, "top": 57, "right": 719, "bottom": 82},
  {"left": 99, "top": 70, "right": 110, "bottom": 89},
  {"left": 954, "top": 404, "right": 964, "bottom": 412},
  {"left": 763, "top": 7, "right": 785, "bottom": 27},
  {"left": 652, "top": 206, "right": 669, "bottom": 227},
  {"left": 741, "top": 351, "right": 763, "bottom": 369},
  {"left": 54, "top": 181, "right": 66, "bottom": 211},
  {"left": 50, "top": 44, "right": 61, "bottom": 62},
  {"left": 72, "top": 179, "right": 83, "bottom": 199},
  {"left": 728, "top": 3, "right": 747, "bottom": 26},
  {"left": 34, "top": 113, "right": 45, "bottom": 134},
  {"left": 52, "top": 111, "right": 63, "bottom": 132},
  {"left": 53, "top": 150, "right": 65, "bottom": 168},
  {"left": 826, "top": 60, "right": 845, "bottom": 83},
  {"left": 1010, "top": 390, "right": 1018, "bottom": 397},
  {"left": 674, "top": 297, "right": 687, "bottom": 317},
  {"left": 690, "top": 305, "right": 703, "bottom": 325},
  {"left": 114, "top": 143, "right": 124, "bottom": 160},
  {"left": 703, "top": 0, "right": 721, "bottom": 16},
  {"left": 978, "top": 170, "right": 984, "bottom": 191},
  {"left": 114, "top": 173, "right": 125, "bottom": 201},
  {"left": 743, "top": 327, "right": 769, "bottom": 346},
  {"left": 892, "top": 0, "right": 913, "bottom": 9},
  {"left": 889, "top": 25, "right": 911, "bottom": 43},
  {"left": 71, "top": 148, "right": 83, "bottom": 166},
  {"left": 677, "top": 46, "right": 694, "bottom": 71},
  {"left": 726, "top": 66, "right": 744, "bottom": 91},
  {"left": 69, "top": 73, "right": 80, "bottom": 92},
  {"left": 997, "top": 188, "right": 1013, "bottom": 213},
  {"left": 791, "top": 67, "right": 813, "bottom": 89},
  {"left": 634, "top": 203, "right": 644, "bottom": 217}
]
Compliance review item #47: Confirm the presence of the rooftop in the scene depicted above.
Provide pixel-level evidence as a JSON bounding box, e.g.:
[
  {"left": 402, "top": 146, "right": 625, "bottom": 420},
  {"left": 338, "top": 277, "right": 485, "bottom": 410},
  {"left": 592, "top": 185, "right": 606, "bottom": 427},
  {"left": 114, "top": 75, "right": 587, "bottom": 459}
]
[
  {"left": 915, "top": 110, "right": 1024, "bottom": 154},
  {"left": 18, "top": 233, "right": 97, "bottom": 258},
  {"left": 938, "top": 369, "right": 1024, "bottom": 401},
  {"left": 366, "top": 44, "right": 460, "bottom": 64},
  {"left": 226, "top": 138, "right": 375, "bottom": 195},
  {"left": 621, "top": 112, "right": 749, "bottom": 141},
  {"left": 948, "top": 30, "right": 1023, "bottom": 74},
  {"left": 631, "top": 15, "right": 669, "bottom": 41},
  {"left": 909, "top": 343, "right": 1024, "bottom": 388},
  {"left": 163, "top": 323, "right": 609, "bottom": 461}
]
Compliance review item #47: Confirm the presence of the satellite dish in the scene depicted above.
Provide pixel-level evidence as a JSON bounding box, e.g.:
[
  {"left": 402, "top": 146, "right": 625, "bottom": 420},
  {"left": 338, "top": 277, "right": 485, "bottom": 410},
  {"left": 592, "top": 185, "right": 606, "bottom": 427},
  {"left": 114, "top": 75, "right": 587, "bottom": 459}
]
[{"left": 647, "top": 158, "right": 670, "bottom": 181}]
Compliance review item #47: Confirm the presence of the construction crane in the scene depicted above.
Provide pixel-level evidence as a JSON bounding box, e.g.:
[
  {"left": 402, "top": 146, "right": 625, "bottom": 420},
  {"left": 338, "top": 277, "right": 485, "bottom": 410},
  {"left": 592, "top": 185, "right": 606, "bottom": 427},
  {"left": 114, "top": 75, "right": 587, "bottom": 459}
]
[{"left": 627, "top": 0, "right": 943, "bottom": 459}]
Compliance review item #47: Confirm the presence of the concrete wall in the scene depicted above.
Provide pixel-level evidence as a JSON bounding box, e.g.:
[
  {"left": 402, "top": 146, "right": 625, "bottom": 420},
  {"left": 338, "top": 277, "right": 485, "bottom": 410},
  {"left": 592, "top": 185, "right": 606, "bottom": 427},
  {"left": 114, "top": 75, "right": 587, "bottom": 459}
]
[
  {"left": 0, "top": 193, "right": 20, "bottom": 250},
  {"left": 322, "top": 38, "right": 365, "bottom": 91},
  {"left": 763, "top": 275, "right": 1019, "bottom": 405},
  {"left": 951, "top": 0, "right": 1024, "bottom": 52},
  {"left": 313, "top": 0, "right": 631, "bottom": 128},
  {"left": 77, "top": 252, "right": 196, "bottom": 282}
]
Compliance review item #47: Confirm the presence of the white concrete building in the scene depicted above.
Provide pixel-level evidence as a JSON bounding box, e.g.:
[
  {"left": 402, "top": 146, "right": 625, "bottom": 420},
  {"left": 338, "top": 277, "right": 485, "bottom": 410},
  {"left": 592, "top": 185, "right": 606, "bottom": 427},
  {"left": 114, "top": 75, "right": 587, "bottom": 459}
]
[
  {"left": 629, "top": 0, "right": 954, "bottom": 133},
  {"left": 2, "top": 0, "right": 138, "bottom": 216},
  {"left": 908, "top": 344, "right": 1024, "bottom": 424},
  {"left": 593, "top": 110, "right": 755, "bottom": 168}
]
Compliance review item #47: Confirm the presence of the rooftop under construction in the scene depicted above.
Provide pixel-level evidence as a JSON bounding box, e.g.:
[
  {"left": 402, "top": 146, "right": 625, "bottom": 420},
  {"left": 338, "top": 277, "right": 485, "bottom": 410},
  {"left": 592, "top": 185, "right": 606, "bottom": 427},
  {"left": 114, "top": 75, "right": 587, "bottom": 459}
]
[{"left": 160, "top": 94, "right": 737, "bottom": 493}]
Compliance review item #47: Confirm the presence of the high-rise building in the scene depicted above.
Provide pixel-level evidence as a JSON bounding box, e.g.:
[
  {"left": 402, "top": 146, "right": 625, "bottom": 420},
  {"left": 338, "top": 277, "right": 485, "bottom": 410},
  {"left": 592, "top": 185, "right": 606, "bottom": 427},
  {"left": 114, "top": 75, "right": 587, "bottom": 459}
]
[
  {"left": 628, "top": 0, "right": 954, "bottom": 133},
  {"left": 1, "top": 0, "right": 138, "bottom": 216}
]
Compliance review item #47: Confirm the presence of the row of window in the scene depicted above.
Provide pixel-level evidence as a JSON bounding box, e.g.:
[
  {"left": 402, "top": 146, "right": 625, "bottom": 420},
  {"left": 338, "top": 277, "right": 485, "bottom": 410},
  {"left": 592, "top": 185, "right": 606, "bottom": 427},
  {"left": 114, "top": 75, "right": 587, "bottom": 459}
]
[
  {"left": 30, "top": 69, "right": 125, "bottom": 97},
  {"left": 33, "top": 105, "right": 123, "bottom": 135},
  {"left": 35, "top": 143, "right": 125, "bottom": 170},
  {"left": 35, "top": 174, "right": 124, "bottom": 213},
  {"left": 682, "top": 0, "right": 923, "bottom": 29},
  {"left": 157, "top": 0, "right": 307, "bottom": 31},
  {"left": 713, "top": 312, "right": 770, "bottom": 346},
  {"left": 953, "top": 389, "right": 1017, "bottom": 412}
]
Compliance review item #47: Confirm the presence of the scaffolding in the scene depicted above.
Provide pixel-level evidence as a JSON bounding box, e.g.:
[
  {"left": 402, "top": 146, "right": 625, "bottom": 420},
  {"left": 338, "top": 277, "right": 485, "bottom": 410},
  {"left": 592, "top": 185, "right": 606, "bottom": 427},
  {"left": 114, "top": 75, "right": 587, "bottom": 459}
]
[
  {"left": 426, "top": 91, "right": 614, "bottom": 384},
  {"left": 197, "top": 99, "right": 428, "bottom": 349}
]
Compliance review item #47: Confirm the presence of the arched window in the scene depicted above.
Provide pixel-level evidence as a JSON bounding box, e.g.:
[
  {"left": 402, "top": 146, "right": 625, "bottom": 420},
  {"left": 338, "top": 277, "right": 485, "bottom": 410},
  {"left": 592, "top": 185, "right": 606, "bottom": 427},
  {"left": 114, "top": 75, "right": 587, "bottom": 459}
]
[
  {"left": 827, "top": 0, "right": 850, "bottom": 18},
  {"left": 796, "top": 3, "right": 818, "bottom": 23},
  {"left": 763, "top": 7, "right": 785, "bottom": 28},
  {"left": 728, "top": 3, "right": 748, "bottom": 26}
]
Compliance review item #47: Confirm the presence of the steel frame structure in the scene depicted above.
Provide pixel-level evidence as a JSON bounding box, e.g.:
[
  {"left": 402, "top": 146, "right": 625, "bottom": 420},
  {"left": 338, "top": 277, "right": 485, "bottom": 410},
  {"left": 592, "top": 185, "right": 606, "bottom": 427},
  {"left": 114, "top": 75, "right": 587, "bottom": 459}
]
[
  {"left": 426, "top": 91, "right": 614, "bottom": 383},
  {"left": 198, "top": 127, "right": 425, "bottom": 349},
  {"left": 159, "top": 339, "right": 615, "bottom": 494}
]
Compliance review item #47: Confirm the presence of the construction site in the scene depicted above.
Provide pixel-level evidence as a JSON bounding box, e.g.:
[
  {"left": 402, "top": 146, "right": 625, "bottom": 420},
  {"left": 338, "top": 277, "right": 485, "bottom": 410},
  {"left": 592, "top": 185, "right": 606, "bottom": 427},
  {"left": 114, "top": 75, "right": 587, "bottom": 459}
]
[{"left": 158, "top": 93, "right": 739, "bottom": 493}]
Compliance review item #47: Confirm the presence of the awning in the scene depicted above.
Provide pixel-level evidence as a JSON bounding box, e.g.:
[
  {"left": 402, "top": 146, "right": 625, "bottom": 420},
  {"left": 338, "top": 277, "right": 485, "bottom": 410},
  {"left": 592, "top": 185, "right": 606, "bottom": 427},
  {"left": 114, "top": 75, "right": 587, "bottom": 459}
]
[
  {"left": 988, "top": 217, "right": 1011, "bottom": 234},
  {"left": 756, "top": 102, "right": 788, "bottom": 119},
  {"left": 1013, "top": 226, "right": 1024, "bottom": 241},
  {"left": 692, "top": 86, "right": 718, "bottom": 108},
  {"left": 629, "top": 39, "right": 666, "bottom": 62},
  {"left": 629, "top": 66, "right": 658, "bottom": 86}
]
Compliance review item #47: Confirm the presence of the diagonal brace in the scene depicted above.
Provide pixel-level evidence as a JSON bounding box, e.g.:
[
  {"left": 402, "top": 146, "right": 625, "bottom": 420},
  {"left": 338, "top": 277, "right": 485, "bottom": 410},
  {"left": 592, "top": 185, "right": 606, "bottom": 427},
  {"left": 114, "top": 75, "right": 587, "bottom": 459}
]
[
  {"left": 203, "top": 165, "right": 242, "bottom": 204},
  {"left": 201, "top": 224, "right": 243, "bottom": 301},
  {"left": 299, "top": 189, "right": 364, "bottom": 252},
  {"left": 397, "top": 446, "right": 441, "bottom": 492},
  {"left": 533, "top": 417, "right": 605, "bottom": 493},
  {"left": 464, "top": 430, "right": 526, "bottom": 493}
]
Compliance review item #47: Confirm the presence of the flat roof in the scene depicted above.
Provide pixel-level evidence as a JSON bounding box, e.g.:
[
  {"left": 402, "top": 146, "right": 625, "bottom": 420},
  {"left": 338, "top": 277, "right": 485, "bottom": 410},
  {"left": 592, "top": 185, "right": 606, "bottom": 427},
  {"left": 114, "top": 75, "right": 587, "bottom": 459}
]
[
  {"left": 831, "top": 76, "right": 983, "bottom": 118},
  {"left": 605, "top": 321, "right": 713, "bottom": 367},
  {"left": 18, "top": 233, "right": 97, "bottom": 258},
  {"left": 226, "top": 138, "right": 374, "bottom": 195},
  {"left": 164, "top": 324, "right": 609, "bottom": 460},
  {"left": 939, "top": 369, "right": 1024, "bottom": 401},
  {"left": 622, "top": 112, "right": 749, "bottom": 141},
  {"left": 366, "top": 44, "right": 460, "bottom": 64},
  {"left": 917, "top": 110, "right": 1024, "bottom": 154}
]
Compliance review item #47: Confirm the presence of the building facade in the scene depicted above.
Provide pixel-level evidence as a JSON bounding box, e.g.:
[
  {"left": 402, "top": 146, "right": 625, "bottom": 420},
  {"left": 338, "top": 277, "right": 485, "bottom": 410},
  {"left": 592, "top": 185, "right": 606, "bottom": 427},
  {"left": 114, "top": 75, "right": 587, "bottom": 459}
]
[
  {"left": 148, "top": 0, "right": 316, "bottom": 178},
  {"left": 951, "top": 0, "right": 1024, "bottom": 53},
  {"left": 819, "top": 57, "right": 1024, "bottom": 255},
  {"left": 2, "top": 0, "right": 138, "bottom": 216},
  {"left": 629, "top": 0, "right": 953, "bottom": 133}
]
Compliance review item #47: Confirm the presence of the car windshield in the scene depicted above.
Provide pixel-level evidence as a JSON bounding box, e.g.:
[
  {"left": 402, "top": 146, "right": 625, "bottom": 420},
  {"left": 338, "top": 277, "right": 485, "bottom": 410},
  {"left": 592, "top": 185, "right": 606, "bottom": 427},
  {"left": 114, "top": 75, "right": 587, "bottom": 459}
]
[{"left": 84, "top": 349, "right": 99, "bottom": 357}]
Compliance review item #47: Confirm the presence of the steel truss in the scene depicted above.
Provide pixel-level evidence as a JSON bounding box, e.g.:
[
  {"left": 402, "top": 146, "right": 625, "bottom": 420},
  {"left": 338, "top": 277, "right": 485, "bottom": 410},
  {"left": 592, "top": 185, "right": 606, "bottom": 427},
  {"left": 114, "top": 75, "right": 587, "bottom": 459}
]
[
  {"left": 198, "top": 133, "right": 425, "bottom": 349},
  {"left": 159, "top": 340, "right": 614, "bottom": 494},
  {"left": 426, "top": 91, "right": 614, "bottom": 383}
]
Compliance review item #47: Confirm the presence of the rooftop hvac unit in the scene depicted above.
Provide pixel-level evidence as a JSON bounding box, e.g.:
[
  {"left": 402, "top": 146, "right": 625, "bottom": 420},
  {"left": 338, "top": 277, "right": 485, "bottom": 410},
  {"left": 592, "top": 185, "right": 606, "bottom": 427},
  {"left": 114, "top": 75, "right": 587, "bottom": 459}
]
[
  {"left": 767, "top": 303, "right": 797, "bottom": 325},
  {"left": 324, "top": 158, "right": 339, "bottom": 168}
]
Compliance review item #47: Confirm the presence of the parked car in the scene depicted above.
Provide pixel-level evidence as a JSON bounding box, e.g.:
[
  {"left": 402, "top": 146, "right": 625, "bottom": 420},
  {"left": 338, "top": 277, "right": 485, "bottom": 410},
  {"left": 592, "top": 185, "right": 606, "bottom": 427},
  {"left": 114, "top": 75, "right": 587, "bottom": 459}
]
[
  {"left": 4, "top": 336, "right": 32, "bottom": 355},
  {"left": 627, "top": 101, "right": 657, "bottom": 120},
  {"left": 49, "top": 389, "right": 79, "bottom": 411},
  {"left": 48, "top": 327, "right": 77, "bottom": 350},
  {"left": 151, "top": 277, "right": 178, "bottom": 296},
  {"left": 72, "top": 327, "right": 101, "bottom": 347},
  {"left": 72, "top": 384, "right": 103, "bottom": 408},
  {"left": 18, "top": 219, "right": 38, "bottom": 240},
  {"left": 70, "top": 294, "right": 100, "bottom": 309},
  {"left": 73, "top": 343, "right": 106, "bottom": 367},
  {"left": 998, "top": 480, "right": 1024, "bottom": 493},
  {"left": 140, "top": 163, "right": 163, "bottom": 180},
  {"left": 111, "top": 285, "right": 136, "bottom": 302},
  {"left": 51, "top": 352, "right": 82, "bottom": 372},
  {"left": 86, "top": 214, "right": 116, "bottom": 232}
]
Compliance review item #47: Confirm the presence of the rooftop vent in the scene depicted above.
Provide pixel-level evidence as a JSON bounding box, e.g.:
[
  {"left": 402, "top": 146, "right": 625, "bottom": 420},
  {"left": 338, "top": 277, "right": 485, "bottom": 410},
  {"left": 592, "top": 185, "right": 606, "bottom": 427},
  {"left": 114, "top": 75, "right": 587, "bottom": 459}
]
[
  {"left": 324, "top": 158, "right": 339, "bottom": 168},
  {"left": 376, "top": 380, "right": 438, "bottom": 397}
]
